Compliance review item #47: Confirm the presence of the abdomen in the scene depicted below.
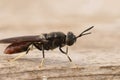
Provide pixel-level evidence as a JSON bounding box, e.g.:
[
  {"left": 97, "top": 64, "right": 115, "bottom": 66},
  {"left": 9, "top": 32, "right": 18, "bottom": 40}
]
[{"left": 4, "top": 42, "right": 31, "bottom": 54}]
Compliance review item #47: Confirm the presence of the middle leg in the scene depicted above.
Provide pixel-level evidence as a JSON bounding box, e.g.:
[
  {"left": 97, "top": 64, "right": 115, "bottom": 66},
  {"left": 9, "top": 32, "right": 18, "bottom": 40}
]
[
  {"left": 33, "top": 43, "right": 46, "bottom": 68},
  {"left": 39, "top": 44, "right": 45, "bottom": 68}
]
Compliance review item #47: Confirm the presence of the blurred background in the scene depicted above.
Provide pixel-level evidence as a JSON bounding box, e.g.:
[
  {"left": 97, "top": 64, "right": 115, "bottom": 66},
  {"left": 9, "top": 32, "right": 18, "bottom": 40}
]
[{"left": 0, "top": 0, "right": 120, "bottom": 51}]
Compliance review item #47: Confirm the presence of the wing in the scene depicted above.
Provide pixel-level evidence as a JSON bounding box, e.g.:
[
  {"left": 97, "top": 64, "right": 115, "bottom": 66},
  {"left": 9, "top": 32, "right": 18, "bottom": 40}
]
[{"left": 0, "top": 35, "right": 48, "bottom": 43}]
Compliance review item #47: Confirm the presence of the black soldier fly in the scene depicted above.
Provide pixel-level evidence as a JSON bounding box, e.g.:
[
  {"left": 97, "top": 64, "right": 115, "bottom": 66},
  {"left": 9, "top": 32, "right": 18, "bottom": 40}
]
[{"left": 0, "top": 26, "right": 94, "bottom": 67}]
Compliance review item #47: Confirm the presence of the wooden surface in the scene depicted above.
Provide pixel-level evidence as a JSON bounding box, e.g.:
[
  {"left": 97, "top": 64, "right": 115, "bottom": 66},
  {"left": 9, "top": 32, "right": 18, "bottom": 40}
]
[
  {"left": 0, "top": 50, "right": 120, "bottom": 80},
  {"left": 0, "top": 0, "right": 120, "bottom": 80}
]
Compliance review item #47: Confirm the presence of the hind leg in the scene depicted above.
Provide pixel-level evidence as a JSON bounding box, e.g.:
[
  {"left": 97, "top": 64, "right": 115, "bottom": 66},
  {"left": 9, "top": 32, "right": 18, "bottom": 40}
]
[
  {"left": 8, "top": 47, "right": 30, "bottom": 62},
  {"left": 7, "top": 43, "right": 33, "bottom": 62}
]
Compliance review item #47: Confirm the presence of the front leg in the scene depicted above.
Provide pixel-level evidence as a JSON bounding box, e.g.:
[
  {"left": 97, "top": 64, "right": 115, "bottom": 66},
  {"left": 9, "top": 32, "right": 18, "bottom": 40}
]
[{"left": 59, "top": 46, "right": 72, "bottom": 62}]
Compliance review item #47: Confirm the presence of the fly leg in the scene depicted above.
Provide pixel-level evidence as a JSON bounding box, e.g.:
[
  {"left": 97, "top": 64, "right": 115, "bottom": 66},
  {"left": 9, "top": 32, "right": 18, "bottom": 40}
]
[
  {"left": 8, "top": 44, "right": 34, "bottom": 62},
  {"left": 59, "top": 46, "right": 72, "bottom": 62},
  {"left": 33, "top": 43, "right": 45, "bottom": 68},
  {"left": 39, "top": 44, "right": 45, "bottom": 68},
  {"left": 59, "top": 46, "right": 78, "bottom": 67}
]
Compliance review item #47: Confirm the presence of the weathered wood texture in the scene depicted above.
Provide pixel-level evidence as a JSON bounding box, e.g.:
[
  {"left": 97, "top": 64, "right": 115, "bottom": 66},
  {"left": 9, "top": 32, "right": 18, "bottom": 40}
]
[{"left": 0, "top": 50, "right": 120, "bottom": 80}]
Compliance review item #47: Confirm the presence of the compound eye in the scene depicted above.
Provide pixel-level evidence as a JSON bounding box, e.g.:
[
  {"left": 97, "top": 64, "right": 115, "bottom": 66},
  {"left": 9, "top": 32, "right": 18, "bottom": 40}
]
[{"left": 66, "top": 32, "right": 76, "bottom": 46}]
